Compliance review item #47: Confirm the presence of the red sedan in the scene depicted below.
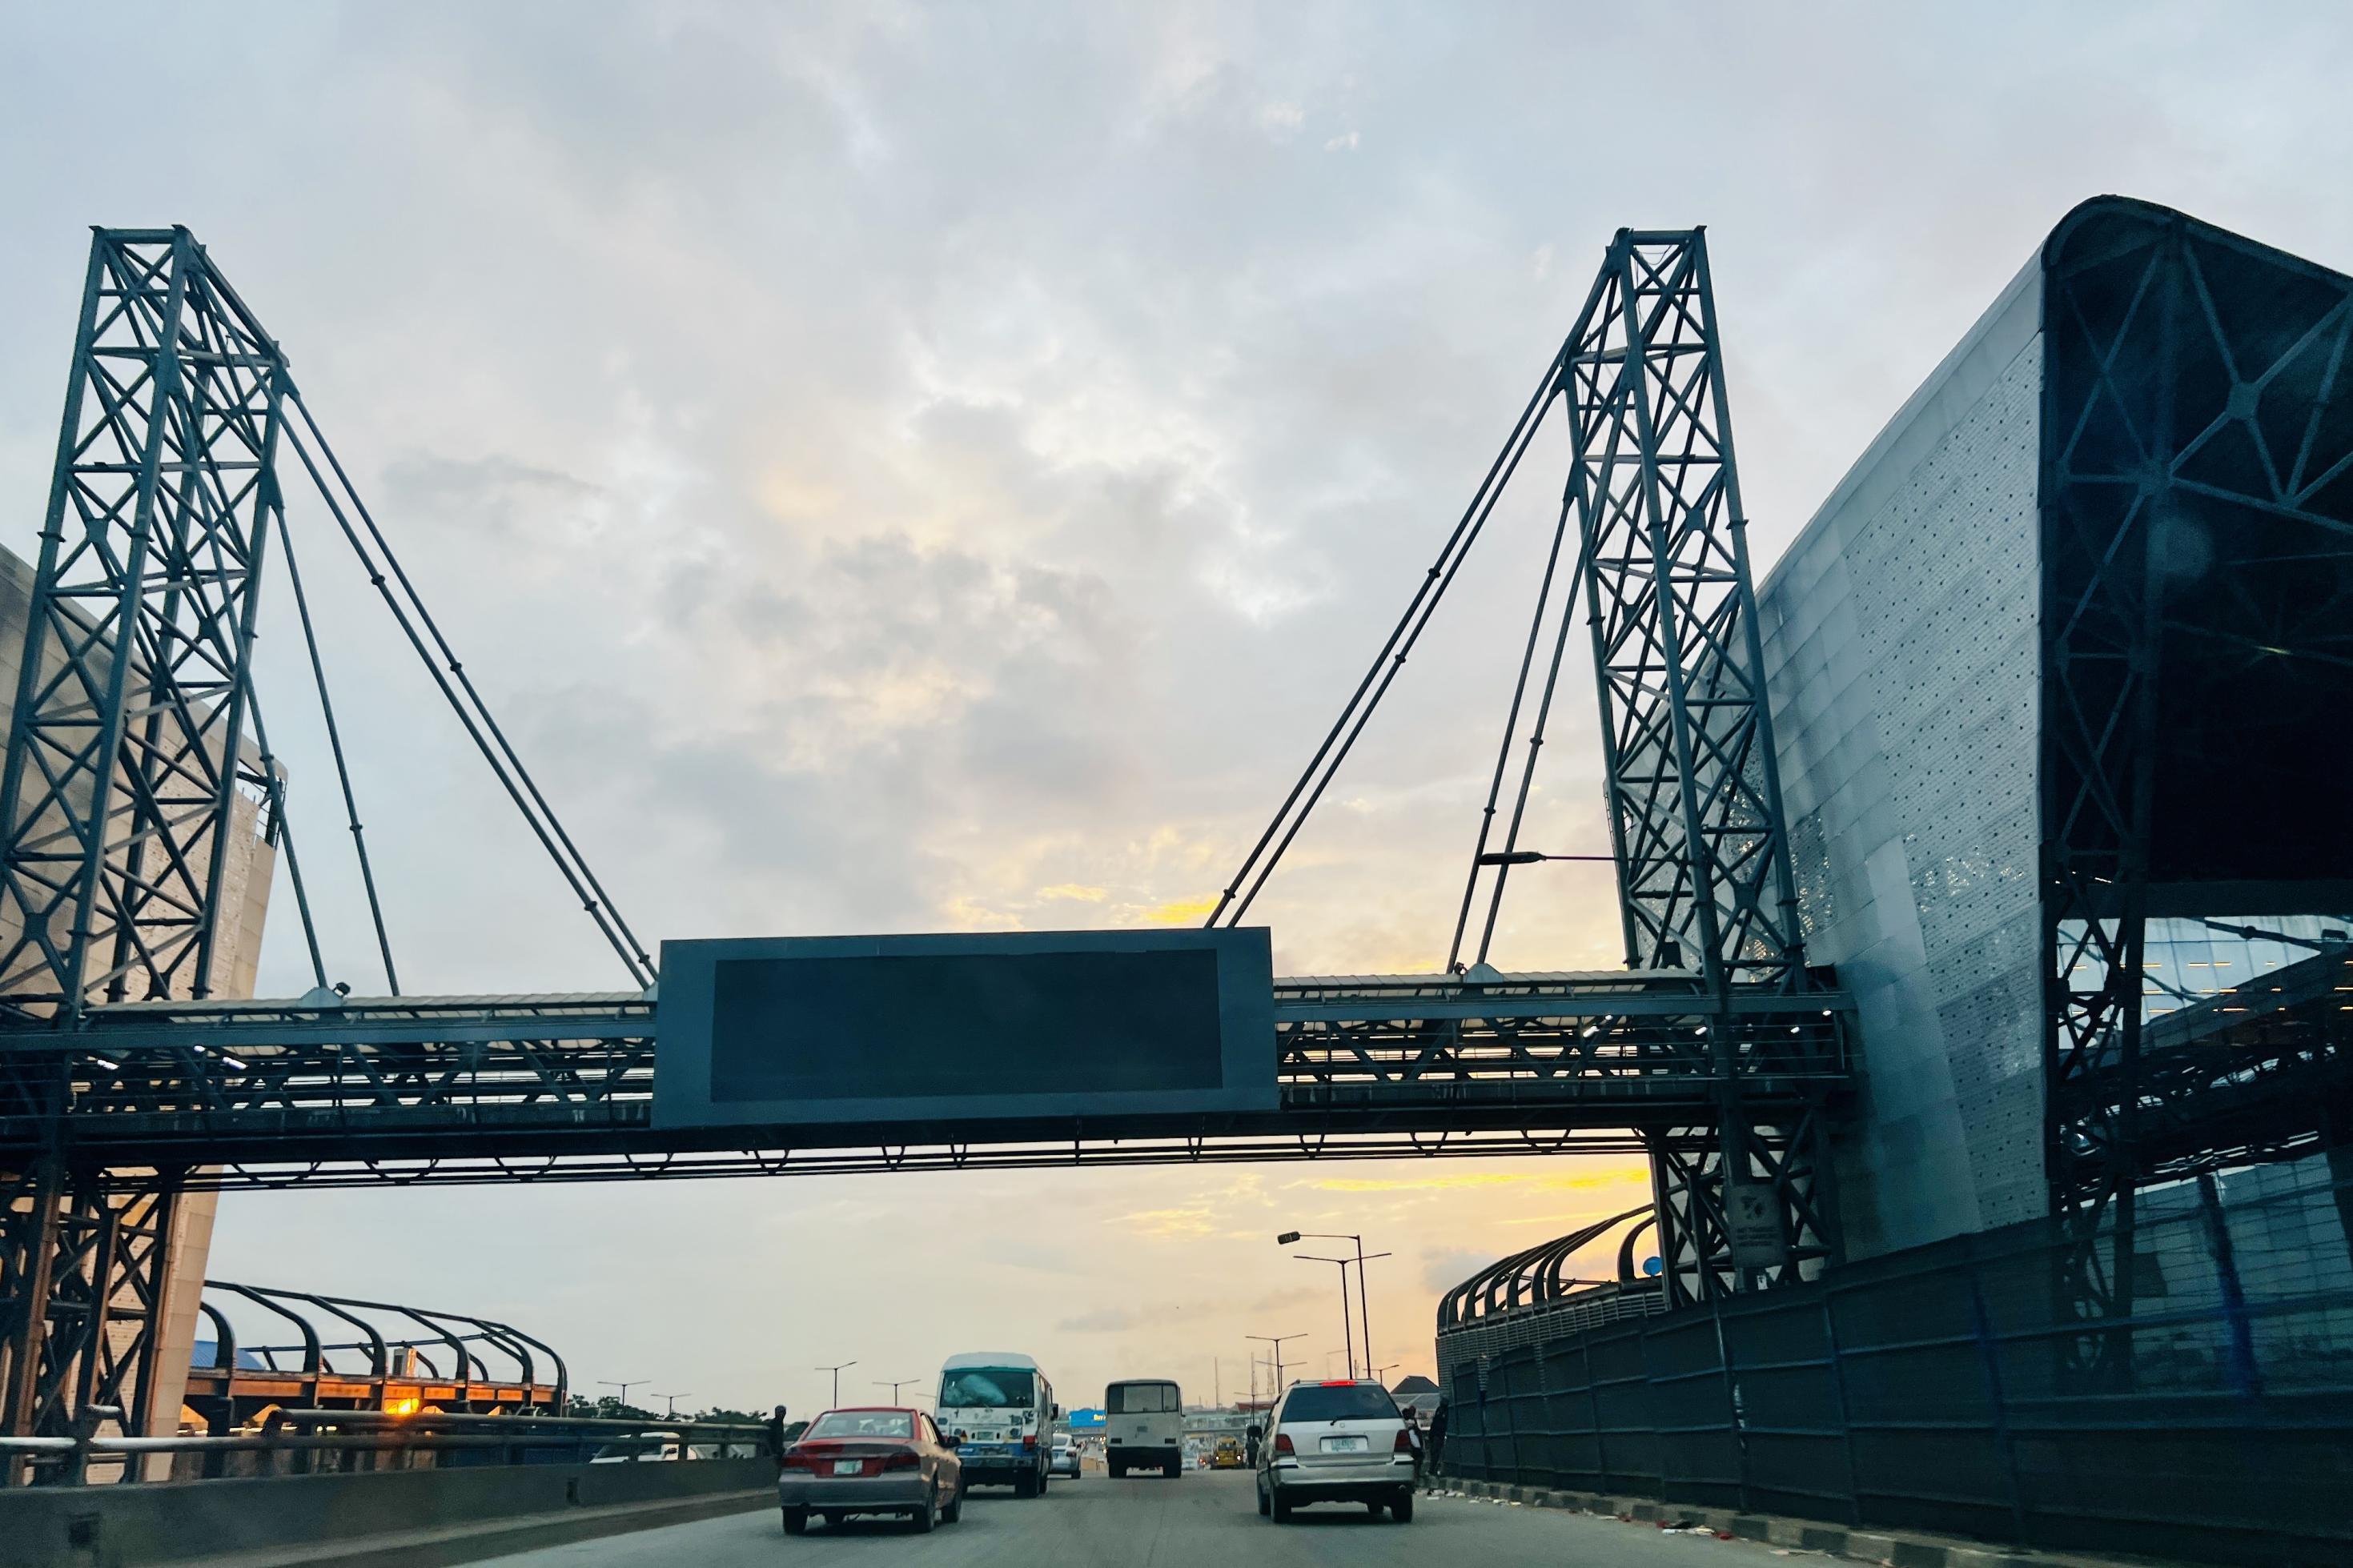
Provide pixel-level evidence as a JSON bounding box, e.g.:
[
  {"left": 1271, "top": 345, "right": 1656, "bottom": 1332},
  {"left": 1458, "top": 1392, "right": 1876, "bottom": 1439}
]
[{"left": 778, "top": 1407, "right": 965, "bottom": 1534}]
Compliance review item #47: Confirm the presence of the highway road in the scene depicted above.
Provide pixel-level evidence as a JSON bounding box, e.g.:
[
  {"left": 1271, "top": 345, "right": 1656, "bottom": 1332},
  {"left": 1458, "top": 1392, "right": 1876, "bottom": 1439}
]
[{"left": 481, "top": 1470, "right": 1797, "bottom": 1567}]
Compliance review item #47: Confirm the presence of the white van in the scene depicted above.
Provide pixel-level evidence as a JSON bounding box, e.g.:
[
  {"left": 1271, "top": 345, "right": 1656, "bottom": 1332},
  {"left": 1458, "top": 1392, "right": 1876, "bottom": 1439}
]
[
  {"left": 1104, "top": 1378, "right": 1183, "bottom": 1478},
  {"left": 937, "top": 1352, "right": 1057, "bottom": 1498}
]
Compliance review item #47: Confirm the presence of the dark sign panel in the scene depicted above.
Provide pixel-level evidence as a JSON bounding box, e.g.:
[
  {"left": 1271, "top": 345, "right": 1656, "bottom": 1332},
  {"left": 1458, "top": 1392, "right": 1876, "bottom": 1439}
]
[{"left": 653, "top": 928, "right": 1276, "bottom": 1129}]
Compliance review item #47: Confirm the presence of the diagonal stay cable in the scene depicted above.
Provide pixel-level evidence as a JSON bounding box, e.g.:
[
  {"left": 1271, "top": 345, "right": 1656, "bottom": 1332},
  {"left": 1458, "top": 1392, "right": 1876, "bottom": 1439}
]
[
  {"left": 1207, "top": 339, "right": 1573, "bottom": 929},
  {"left": 239, "top": 693, "right": 328, "bottom": 994},
  {"left": 276, "top": 506, "right": 400, "bottom": 996},
  {"left": 1472, "top": 523, "right": 1595, "bottom": 969},
  {"left": 276, "top": 403, "right": 652, "bottom": 989},
  {"left": 1446, "top": 460, "right": 1591, "bottom": 972}
]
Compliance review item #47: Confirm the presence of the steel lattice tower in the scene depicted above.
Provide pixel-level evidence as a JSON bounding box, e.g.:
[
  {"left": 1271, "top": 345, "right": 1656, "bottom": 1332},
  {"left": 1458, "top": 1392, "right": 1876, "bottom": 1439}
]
[
  {"left": 1562, "top": 231, "right": 1829, "bottom": 1303},
  {"left": 0, "top": 228, "right": 287, "bottom": 1018},
  {"left": 0, "top": 228, "right": 287, "bottom": 1466}
]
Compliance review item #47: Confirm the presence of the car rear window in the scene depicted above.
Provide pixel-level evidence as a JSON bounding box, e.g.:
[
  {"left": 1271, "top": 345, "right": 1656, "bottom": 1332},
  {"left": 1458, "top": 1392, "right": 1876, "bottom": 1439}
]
[
  {"left": 807, "top": 1411, "right": 913, "bottom": 1440},
  {"left": 1279, "top": 1385, "right": 1399, "bottom": 1423}
]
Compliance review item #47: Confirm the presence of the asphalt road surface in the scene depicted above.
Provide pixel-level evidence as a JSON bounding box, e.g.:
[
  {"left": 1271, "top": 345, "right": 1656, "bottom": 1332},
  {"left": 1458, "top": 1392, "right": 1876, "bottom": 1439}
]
[{"left": 480, "top": 1470, "right": 1809, "bottom": 1567}]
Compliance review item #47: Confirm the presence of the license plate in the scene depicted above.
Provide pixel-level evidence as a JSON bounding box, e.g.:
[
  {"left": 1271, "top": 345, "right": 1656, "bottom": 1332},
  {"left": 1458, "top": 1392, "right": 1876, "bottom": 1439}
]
[
  {"left": 833, "top": 1459, "right": 863, "bottom": 1475},
  {"left": 1321, "top": 1435, "right": 1369, "bottom": 1453}
]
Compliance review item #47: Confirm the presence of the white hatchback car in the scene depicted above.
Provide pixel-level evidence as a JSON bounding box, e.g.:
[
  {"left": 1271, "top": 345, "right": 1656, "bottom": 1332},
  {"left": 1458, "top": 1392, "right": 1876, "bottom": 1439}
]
[{"left": 1253, "top": 1379, "right": 1416, "bottom": 1522}]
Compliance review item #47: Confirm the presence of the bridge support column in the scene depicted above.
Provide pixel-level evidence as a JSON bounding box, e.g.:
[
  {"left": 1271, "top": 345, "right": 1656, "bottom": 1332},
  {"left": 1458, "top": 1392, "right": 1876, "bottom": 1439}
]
[
  {"left": 0, "top": 1167, "right": 190, "bottom": 1484},
  {"left": 1647, "top": 1111, "right": 1837, "bottom": 1307}
]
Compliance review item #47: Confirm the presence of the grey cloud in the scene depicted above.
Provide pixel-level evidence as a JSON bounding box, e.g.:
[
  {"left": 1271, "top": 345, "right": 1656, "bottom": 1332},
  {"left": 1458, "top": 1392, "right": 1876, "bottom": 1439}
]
[{"left": 379, "top": 451, "right": 600, "bottom": 537}]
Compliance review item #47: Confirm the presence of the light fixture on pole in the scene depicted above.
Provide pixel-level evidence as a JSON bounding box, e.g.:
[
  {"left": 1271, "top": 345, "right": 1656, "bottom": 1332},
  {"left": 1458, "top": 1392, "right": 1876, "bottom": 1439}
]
[
  {"left": 650, "top": 1391, "right": 688, "bottom": 1418},
  {"left": 1276, "top": 1232, "right": 1390, "bottom": 1376},
  {"left": 1472, "top": 850, "right": 1615, "bottom": 864},
  {"left": 873, "top": 1377, "right": 922, "bottom": 1403},
  {"left": 597, "top": 1378, "right": 646, "bottom": 1410},
  {"left": 815, "top": 1360, "right": 858, "bottom": 1407},
  {"left": 1247, "top": 1333, "right": 1307, "bottom": 1395}
]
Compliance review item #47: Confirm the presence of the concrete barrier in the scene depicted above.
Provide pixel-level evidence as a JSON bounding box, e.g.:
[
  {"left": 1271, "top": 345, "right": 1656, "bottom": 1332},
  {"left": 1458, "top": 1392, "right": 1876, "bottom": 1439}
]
[{"left": 0, "top": 1457, "right": 773, "bottom": 1568}]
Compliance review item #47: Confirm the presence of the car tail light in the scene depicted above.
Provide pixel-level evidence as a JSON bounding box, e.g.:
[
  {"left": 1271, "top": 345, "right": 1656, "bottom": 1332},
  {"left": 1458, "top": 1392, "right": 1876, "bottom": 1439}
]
[
  {"left": 1274, "top": 1433, "right": 1295, "bottom": 1456},
  {"left": 1394, "top": 1430, "right": 1414, "bottom": 1453},
  {"left": 881, "top": 1450, "right": 921, "bottom": 1471},
  {"left": 779, "top": 1452, "right": 814, "bottom": 1471},
  {"left": 1021, "top": 1434, "right": 1037, "bottom": 1450}
]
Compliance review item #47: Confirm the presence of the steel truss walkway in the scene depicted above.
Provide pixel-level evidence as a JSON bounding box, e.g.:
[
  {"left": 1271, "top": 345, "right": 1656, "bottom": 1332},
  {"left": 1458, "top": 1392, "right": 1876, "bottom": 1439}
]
[{"left": 0, "top": 972, "right": 1849, "bottom": 1188}]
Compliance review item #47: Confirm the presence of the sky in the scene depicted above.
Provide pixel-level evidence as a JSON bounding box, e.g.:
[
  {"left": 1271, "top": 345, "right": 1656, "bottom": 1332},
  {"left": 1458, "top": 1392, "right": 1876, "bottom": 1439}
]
[{"left": 3, "top": 1, "right": 2351, "bottom": 1418}]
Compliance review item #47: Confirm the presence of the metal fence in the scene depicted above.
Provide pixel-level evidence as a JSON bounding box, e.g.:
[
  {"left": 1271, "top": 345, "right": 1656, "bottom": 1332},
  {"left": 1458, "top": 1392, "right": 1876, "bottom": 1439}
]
[
  {"left": 0, "top": 1408, "right": 768, "bottom": 1488},
  {"left": 1439, "top": 1159, "right": 2353, "bottom": 1566}
]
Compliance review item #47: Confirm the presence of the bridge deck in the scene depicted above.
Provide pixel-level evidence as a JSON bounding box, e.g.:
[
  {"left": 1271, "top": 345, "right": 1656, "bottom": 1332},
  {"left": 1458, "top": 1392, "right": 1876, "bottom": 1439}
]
[{"left": 0, "top": 972, "right": 1852, "bottom": 1188}]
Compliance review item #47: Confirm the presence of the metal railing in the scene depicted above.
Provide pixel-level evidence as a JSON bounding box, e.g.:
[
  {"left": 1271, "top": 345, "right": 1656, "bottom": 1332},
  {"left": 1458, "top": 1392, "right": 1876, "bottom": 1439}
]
[
  {"left": 0, "top": 1407, "right": 769, "bottom": 1487},
  {"left": 1438, "top": 1161, "right": 2353, "bottom": 1566}
]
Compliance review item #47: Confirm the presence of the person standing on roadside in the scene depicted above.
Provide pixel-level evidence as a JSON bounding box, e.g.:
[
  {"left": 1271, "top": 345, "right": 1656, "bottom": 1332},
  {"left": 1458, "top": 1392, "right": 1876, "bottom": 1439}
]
[
  {"left": 763, "top": 1404, "right": 790, "bottom": 1470},
  {"left": 1427, "top": 1397, "right": 1447, "bottom": 1478}
]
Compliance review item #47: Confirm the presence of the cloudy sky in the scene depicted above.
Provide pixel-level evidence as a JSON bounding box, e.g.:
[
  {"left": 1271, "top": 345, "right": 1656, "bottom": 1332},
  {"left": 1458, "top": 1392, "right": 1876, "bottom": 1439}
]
[{"left": 3, "top": 2, "right": 2349, "bottom": 1415}]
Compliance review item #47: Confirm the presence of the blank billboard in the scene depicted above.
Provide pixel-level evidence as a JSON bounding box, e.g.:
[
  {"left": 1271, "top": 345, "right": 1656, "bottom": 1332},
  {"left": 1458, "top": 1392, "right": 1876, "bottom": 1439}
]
[{"left": 652, "top": 928, "right": 1276, "bottom": 1129}]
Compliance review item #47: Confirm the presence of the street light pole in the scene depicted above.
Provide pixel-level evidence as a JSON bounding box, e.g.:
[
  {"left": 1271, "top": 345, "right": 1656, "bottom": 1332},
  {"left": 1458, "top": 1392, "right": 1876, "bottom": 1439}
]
[
  {"left": 597, "top": 1378, "right": 646, "bottom": 1410},
  {"left": 815, "top": 1361, "right": 858, "bottom": 1407},
  {"left": 1277, "top": 1232, "right": 1390, "bottom": 1377},
  {"left": 873, "top": 1378, "right": 921, "bottom": 1403},
  {"left": 1247, "top": 1333, "right": 1307, "bottom": 1397},
  {"left": 651, "top": 1391, "right": 687, "bottom": 1418},
  {"left": 1295, "top": 1256, "right": 1357, "bottom": 1378}
]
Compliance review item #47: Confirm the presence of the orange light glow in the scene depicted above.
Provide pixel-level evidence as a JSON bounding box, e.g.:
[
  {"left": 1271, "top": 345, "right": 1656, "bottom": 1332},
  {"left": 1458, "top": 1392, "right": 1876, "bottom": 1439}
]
[{"left": 383, "top": 1394, "right": 421, "bottom": 1418}]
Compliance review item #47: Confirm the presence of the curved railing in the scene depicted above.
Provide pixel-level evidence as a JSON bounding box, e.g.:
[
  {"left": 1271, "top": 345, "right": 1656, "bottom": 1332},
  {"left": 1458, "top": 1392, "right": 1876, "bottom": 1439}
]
[{"left": 1435, "top": 1205, "right": 1654, "bottom": 1331}]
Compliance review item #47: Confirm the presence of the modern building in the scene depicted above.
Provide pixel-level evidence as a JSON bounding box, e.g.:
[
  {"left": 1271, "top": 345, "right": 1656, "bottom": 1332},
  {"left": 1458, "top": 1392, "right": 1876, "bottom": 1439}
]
[{"left": 1754, "top": 195, "right": 2353, "bottom": 1258}]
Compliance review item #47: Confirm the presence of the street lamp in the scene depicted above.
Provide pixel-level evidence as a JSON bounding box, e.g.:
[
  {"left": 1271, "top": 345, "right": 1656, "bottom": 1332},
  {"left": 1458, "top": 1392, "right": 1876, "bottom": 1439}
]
[
  {"left": 873, "top": 1377, "right": 922, "bottom": 1403},
  {"left": 1294, "top": 1256, "right": 1359, "bottom": 1378},
  {"left": 1247, "top": 1333, "right": 1307, "bottom": 1396},
  {"left": 815, "top": 1361, "right": 858, "bottom": 1407},
  {"left": 597, "top": 1378, "right": 646, "bottom": 1410},
  {"left": 1472, "top": 850, "right": 1615, "bottom": 865},
  {"left": 650, "top": 1391, "right": 688, "bottom": 1418},
  {"left": 1275, "top": 1232, "right": 1389, "bottom": 1376}
]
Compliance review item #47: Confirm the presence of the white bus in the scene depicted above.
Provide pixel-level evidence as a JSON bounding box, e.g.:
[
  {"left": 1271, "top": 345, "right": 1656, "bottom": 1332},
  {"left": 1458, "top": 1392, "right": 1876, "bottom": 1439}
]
[
  {"left": 937, "top": 1352, "right": 1058, "bottom": 1497},
  {"left": 1104, "top": 1378, "right": 1183, "bottom": 1478}
]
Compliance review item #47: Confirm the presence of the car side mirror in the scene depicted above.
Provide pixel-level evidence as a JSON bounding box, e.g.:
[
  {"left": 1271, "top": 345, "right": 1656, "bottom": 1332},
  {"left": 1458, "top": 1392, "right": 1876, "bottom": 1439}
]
[
  {"left": 942, "top": 1434, "right": 961, "bottom": 1449},
  {"left": 1051, "top": 1403, "right": 1062, "bottom": 1419}
]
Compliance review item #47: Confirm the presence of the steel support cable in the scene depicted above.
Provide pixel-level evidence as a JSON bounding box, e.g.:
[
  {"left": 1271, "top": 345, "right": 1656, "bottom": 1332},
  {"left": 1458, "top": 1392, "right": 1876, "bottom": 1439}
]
[
  {"left": 274, "top": 508, "right": 400, "bottom": 996},
  {"left": 1473, "top": 526, "right": 1596, "bottom": 968},
  {"left": 275, "top": 404, "right": 651, "bottom": 989},
  {"left": 239, "top": 696, "right": 328, "bottom": 994},
  {"left": 1207, "top": 342, "right": 1573, "bottom": 929},
  {"left": 287, "top": 396, "right": 651, "bottom": 986},
  {"left": 1445, "top": 462, "right": 1594, "bottom": 972}
]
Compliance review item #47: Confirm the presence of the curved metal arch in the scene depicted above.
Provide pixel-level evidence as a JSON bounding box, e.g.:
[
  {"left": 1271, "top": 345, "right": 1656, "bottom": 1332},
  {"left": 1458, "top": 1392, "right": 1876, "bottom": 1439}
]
[{"left": 1435, "top": 1205, "right": 1652, "bottom": 1330}]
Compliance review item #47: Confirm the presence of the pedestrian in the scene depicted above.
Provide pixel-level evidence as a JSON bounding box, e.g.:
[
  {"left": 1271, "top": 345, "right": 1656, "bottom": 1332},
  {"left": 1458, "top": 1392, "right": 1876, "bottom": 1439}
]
[
  {"left": 1403, "top": 1407, "right": 1425, "bottom": 1478},
  {"left": 763, "top": 1404, "right": 790, "bottom": 1469},
  {"left": 1427, "top": 1397, "right": 1447, "bottom": 1478}
]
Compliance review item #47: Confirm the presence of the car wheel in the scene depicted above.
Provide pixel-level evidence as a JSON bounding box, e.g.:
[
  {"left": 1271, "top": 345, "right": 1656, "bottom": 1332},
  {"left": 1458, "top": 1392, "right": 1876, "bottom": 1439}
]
[
  {"left": 1039, "top": 1465, "right": 1050, "bottom": 1494},
  {"left": 1272, "top": 1494, "right": 1294, "bottom": 1522},
  {"left": 1366, "top": 1501, "right": 1385, "bottom": 1518},
  {"left": 909, "top": 1488, "right": 938, "bottom": 1534},
  {"left": 1108, "top": 1458, "right": 1123, "bottom": 1479},
  {"left": 1256, "top": 1479, "right": 1271, "bottom": 1518},
  {"left": 781, "top": 1507, "right": 808, "bottom": 1536},
  {"left": 1014, "top": 1467, "right": 1038, "bottom": 1498},
  {"left": 1391, "top": 1490, "right": 1415, "bottom": 1524},
  {"left": 942, "top": 1477, "right": 965, "bottom": 1524}
]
